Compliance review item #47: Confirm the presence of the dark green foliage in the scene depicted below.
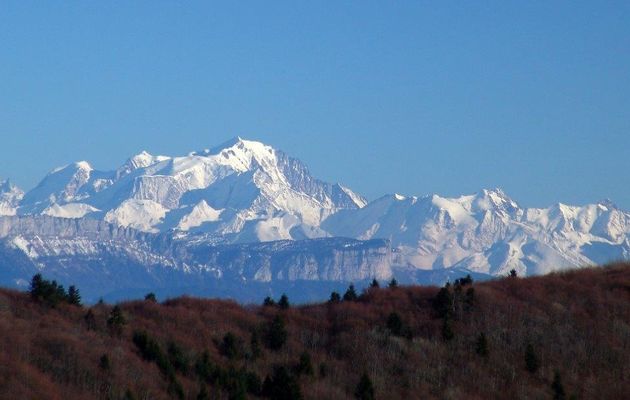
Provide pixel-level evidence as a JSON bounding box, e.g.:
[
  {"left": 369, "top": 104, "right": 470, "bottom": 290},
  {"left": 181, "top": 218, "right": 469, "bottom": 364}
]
[
  {"left": 99, "top": 354, "right": 110, "bottom": 371},
  {"left": 525, "top": 343, "right": 539, "bottom": 373},
  {"left": 123, "top": 389, "right": 136, "bottom": 400},
  {"left": 464, "top": 287, "right": 475, "bottom": 310},
  {"left": 388, "top": 278, "right": 398, "bottom": 288},
  {"left": 196, "top": 384, "right": 209, "bottom": 400},
  {"left": 132, "top": 331, "right": 174, "bottom": 378},
  {"left": 262, "top": 366, "right": 302, "bottom": 400},
  {"left": 329, "top": 291, "right": 341, "bottom": 303},
  {"left": 265, "top": 316, "right": 288, "bottom": 351},
  {"left": 355, "top": 373, "right": 375, "bottom": 400},
  {"left": 278, "top": 294, "right": 290, "bottom": 310},
  {"left": 144, "top": 292, "right": 157, "bottom": 302},
  {"left": 167, "top": 341, "right": 189, "bottom": 374},
  {"left": 442, "top": 317, "right": 454, "bottom": 341},
  {"left": 510, "top": 269, "right": 518, "bottom": 278},
  {"left": 84, "top": 309, "right": 97, "bottom": 330},
  {"left": 250, "top": 330, "right": 262, "bottom": 360},
  {"left": 343, "top": 284, "right": 358, "bottom": 301},
  {"left": 263, "top": 296, "right": 276, "bottom": 307},
  {"left": 387, "top": 312, "right": 403, "bottom": 336},
  {"left": 195, "top": 350, "right": 215, "bottom": 382},
  {"left": 370, "top": 278, "right": 380, "bottom": 288},
  {"left": 107, "top": 305, "right": 126, "bottom": 335},
  {"left": 295, "top": 351, "right": 313, "bottom": 376},
  {"left": 29, "top": 273, "right": 73, "bottom": 307},
  {"left": 319, "top": 363, "right": 328, "bottom": 378},
  {"left": 167, "top": 378, "right": 184, "bottom": 400},
  {"left": 475, "top": 333, "right": 489, "bottom": 357},
  {"left": 454, "top": 274, "right": 474, "bottom": 286},
  {"left": 433, "top": 286, "right": 453, "bottom": 318},
  {"left": 552, "top": 371, "right": 566, "bottom": 400},
  {"left": 220, "top": 332, "right": 243, "bottom": 360},
  {"left": 67, "top": 285, "right": 81, "bottom": 306}
]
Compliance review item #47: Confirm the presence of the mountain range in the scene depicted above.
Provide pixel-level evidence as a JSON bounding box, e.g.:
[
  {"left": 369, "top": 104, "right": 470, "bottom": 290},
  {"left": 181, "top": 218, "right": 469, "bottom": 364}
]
[{"left": 0, "top": 137, "right": 628, "bottom": 302}]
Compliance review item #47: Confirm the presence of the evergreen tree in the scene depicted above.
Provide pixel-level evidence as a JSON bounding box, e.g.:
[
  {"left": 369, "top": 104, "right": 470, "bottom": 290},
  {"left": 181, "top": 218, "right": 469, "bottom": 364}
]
[
  {"left": 442, "top": 316, "right": 454, "bottom": 342},
  {"left": 370, "top": 278, "right": 380, "bottom": 289},
  {"left": 354, "top": 373, "right": 375, "bottom": 400},
  {"left": 265, "top": 315, "right": 288, "bottom": 351},
  {"left": 263, "top": 296, "right": 276, "bottom": 307},
  {"left": 433, "top": 286, "right": 453, "bottom": 318},
  {"left": 525, "top": 343, "right": 539, "bottom": 373},
  {"left": 107, "top": 305, "right": 126, "bottom": 335},
  {"left": 99, "top": 354, "right": 110, "bottom": 371},
  {"left": 220, "top": 332, "right": 241, "bottom": 360},
  {"left": 296, "top": 351, "right": 313, "bottom": 376},
  {"left": 123, "top": 389, "right": 137, "bottom": 400},
  {"left": 343, "top": 284, "right": 358, "bottom": 301},
  {"left": 552, "top": 371, "right": 566, "bottom": 400},
  {"left": 509, "top": 269, "right": 518, "bottom": 278},
  {"left": 144, "top": 292, "right": 157, "bottom": 302},
  {"left": 329, "top": 291, "right": 341, "bottom": 304},
  {"left": 262, "top": 366, "right": 302, "bottom": 400},
  {"left": 387, "top": 312, "right": 403, "bottom": 336},
  {"left": 29, "top": 273, "right": 43, "bottom": 300},
  {"left": 475, "top": 333, "right": 489, "bottom": 357},
  {"left": 67, "top": 285, "right": 82, "bottom": 306},
  {"left": 388, "top": 278, "right": 398, "bottom": 288},
  {"left": 278, "top": 294, "right": 290, "bottom": 310},
  {"left": 464, "top": 287, "right": 475, "bottom": 310},
  {"left": 250, "top": 330, "right": 262, "bottom": 360},
  {"left": 196, "top": 384, "right": 209, "bottom": 400},
  {"left": 84, "top": 309, "right": 97, "bottom": 330}
]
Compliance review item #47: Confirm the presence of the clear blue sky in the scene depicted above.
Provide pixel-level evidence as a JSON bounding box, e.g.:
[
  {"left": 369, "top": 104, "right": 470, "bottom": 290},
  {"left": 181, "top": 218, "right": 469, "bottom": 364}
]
[{"left": 1, "top": 1, "right": 629, "bottom": 208}]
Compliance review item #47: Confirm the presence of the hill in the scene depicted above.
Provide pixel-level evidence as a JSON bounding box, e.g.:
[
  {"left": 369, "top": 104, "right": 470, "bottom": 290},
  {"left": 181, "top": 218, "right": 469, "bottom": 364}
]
[{"left": 0, "top": 264, "right": 629, "bottom": 399}]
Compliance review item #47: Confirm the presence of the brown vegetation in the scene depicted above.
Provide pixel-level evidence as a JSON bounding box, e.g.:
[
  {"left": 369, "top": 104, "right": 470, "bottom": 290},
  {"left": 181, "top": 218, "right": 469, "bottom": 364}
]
[{"left": 0, "top": 263, "right": 629, "bottom": 399}]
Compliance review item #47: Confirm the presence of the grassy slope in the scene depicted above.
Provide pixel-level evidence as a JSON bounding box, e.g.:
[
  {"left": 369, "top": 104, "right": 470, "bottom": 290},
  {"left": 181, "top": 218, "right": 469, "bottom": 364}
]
[{"left": 0, "top": 263, "right": 628, "bottom": 400}]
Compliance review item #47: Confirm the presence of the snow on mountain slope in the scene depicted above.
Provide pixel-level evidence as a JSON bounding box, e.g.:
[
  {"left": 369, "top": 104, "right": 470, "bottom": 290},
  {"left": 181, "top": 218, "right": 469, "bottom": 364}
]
[
  {"left": 14, "top": 138, "right": 365, "bottom": 242},
  {"left": 3, "top": 139, "right": 629, "bottom": 280},
  {"left": 322, "top": 188, "right": 630, "bottom": 276},
  {"left": 0, "top": 180, "right": 24, "bottom": 216}
]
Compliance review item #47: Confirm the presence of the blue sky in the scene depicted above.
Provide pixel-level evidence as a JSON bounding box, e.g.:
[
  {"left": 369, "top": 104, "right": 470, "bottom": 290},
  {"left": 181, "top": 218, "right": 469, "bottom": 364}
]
[{"left": 1, "top": 1, "right": 629, "bottom": 208}]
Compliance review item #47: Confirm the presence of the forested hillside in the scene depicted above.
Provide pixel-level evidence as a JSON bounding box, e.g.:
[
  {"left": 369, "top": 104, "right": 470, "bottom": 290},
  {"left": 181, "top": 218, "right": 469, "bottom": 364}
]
[{"left": 0, "top": 264, "right": 628, "bottom": 399}]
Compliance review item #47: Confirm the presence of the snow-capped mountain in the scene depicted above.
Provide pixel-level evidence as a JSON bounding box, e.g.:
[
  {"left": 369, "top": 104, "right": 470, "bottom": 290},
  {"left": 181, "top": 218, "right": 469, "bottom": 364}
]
[
  {"left": 16, "top": 137, "right": 366, "bottom": 238},
  {"left": 0, "top": 138, "right": 628, "bottom": 302}
]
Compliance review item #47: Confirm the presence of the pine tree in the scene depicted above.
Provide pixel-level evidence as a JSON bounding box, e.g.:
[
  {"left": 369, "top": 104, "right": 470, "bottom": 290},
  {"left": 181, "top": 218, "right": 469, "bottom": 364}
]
[
  {"left": 387, "top": 312, "right": 403, "bottom": 336},
  {"left": 370, "top": 278, "right": 380, "bottom": 288},
  {"left": 442, "top": 316, "right": 454, "bottom": 342},
  {"left": 265, "top": 316, "right": 288, "bottom": 351},
  {"left": 263, "top": 296, "right": 276, "bottom": 307},
  {"left": 278, "top": 294, "right": 290, "bottom": 310},
  {"left": 433, "top": 286, "right": 453, "bottom": 318},
  {"left": 84, "top": 309, "right": 97, "bottom": 330},
  {"left": 29, "top": 273, "right": 43, "bottom": 300},
  {"left": 220, "top": 332, "right": 241, "bottom": 360},
  {"left": 329, "top": 291, "right": 341, "bottom": 304},
  {"left": 343, "top": 284, "right": 358, "bottom": 301},
  {"left": 475, "top": 333, "right": 489, "bottom": 357},
  {"left": 525, "top": 343, "right": 539, "bottom": 373},
  {"left": 144, "top": 292, "right": 157, "bottom": 302},
  {"left": 99, "top": 354, "right": 110, "bottom": 371},
  {"left": 296, "top": 351, "right": 313, "bottom": 376},
  {"left": 509, "top": 269, "right": 518, "bottom": 278},
  {"left": 354, "top": 373, "right": 375, "bottom": 400},
  {"left": 388, "top": 278, "right": 398, "bottom": 288},
  {"left": 552, "top": 370, "right": 566, "bottom": 400},
  {"left": 464, "top": 287, "right": 475, "bottom": 310},
  {"left": 67, "top": 285, "right": 82, "bottom": 306},
  {"left": 250, "top": 330, "right": 262, "bottom": 360},
  {"left": 107, "top": 305, "right": 126, "bottom": 335}
]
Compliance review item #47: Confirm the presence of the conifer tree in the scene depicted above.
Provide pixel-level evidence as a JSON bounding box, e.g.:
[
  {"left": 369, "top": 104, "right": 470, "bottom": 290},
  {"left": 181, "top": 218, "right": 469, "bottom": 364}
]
[
  {"left": 144, "top": 292, "right": 157, "bottom": 302},
  {"left": 278, "top": 294, "right": 290, "bottom": 310},
  {"left": 509, "top": 269, "right": 518, "bottom": 278},
  {"left": 265, "top": 315, "right": 288, "bottom": 351},
  {"left": 99, "top": 354, "right": 110, "bottom": 371},
  {"left": 442, "top": 316, "right": 454, "bottom": 341},
  {"left": 263, "top": 296, "right": 276, "bottom": 307},
  {"left": 250, "top": 330, "right": 262, "bottom": 360},
  {"left": 388, "top": 278, "right": 398, "bottom": 288},
  {"left": 296, "top": 351, "right": 313, "bottom": 376},
  {"left": 329, "top": 291, "right": 341, "bottom": 303},
  {"left": 370, "top": 278, "right": 380, "bottom": 288},
  {"left": 525, "top": 343, "right": 539, "bottom": 373},
  {"left": 343, "top": 284, "right": 358, "bottom": 301},
  {"left": 107, "top": 305, "right": 126, "bottom": 335},
  {"left": 433, "top": 286, "right": 453, "bottom": 318},
  {"left": 355, "top": 373, "right": 375, "bottom": 400},
  {"left": 67, "top": 285, "right": 82, "bottom": 306},
  {"left": 552, "top": 370, "right": 566, "bottom": 400},
  {"left": 387, "top": 312, "right": 403, "bottom": 336},
  {"left": 475, "top": 333, "right": 489, "bottom": 357}
]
